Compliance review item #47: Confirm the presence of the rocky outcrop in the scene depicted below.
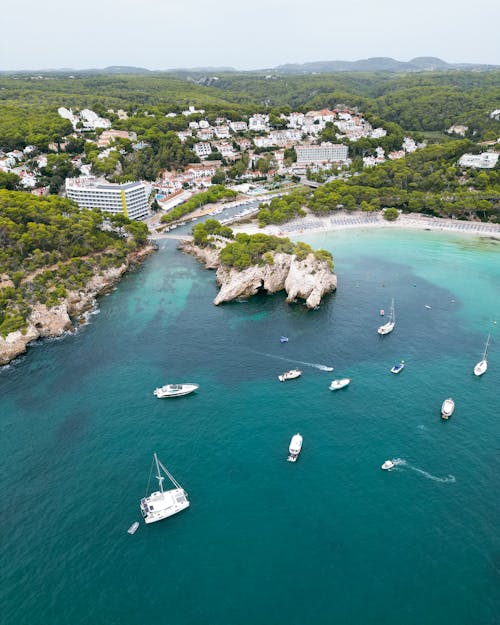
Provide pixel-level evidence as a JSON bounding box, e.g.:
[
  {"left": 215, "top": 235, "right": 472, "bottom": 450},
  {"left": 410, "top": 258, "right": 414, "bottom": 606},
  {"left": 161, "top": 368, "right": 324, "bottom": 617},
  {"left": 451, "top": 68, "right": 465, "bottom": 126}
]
[
  {"left": 0, "top": 244, "right": 156, "bottom": 366},
  {"left": 182, "top": 243, "right": 337, "bottom": 309}
]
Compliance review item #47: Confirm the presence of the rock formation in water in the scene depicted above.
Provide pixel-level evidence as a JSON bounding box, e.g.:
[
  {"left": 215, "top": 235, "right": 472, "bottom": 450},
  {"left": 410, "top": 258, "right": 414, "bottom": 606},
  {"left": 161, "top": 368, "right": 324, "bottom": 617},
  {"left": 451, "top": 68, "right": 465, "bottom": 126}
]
[
  {"left": 181, "top": 242, "right": 337, "bottom": 309},
  {"left": 0, "top": 245, "right": 155, "bottom": 366}
]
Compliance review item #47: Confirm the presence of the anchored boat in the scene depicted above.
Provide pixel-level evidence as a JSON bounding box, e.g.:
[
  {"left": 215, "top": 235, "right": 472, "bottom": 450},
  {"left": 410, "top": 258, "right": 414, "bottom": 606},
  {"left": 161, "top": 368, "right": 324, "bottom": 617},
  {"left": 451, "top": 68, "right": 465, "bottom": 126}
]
[
  {"left": 153, "top": 383, "right": 199, "bottom": 398},
  {"left": 390, "top": 361, "right": 405, "bottom": 374},
  {"left": 287, "top": 433, "right": 303, "bottom": 462},
  {"left": 474, "top": 334, "right": 490, "bottom": 377},
  {"left": 140, "top": 453, "right": 190, "bottom": 524},
  {"left": 441, "top": 398, "right": 455, "bottom": 420},
  {"left": 378, "top": 299, "right": 395, "bottom": 335},
  {"left": 329, "top": 378, "right": 351, "bottom": 390},
  {"left": 278, "top": 369, "right": 302, "bottom": 382}
]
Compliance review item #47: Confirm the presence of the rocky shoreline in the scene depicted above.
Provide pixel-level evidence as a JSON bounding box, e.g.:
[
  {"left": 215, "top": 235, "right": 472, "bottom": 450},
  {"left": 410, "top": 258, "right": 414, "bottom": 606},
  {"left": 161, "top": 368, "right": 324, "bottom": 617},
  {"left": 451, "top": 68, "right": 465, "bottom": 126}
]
[
  {"left": 180, "top": 241, "right": 337, "bottom": 308},
  {"left": 0, "top": 244, "right": 156, "bottom": 366}
]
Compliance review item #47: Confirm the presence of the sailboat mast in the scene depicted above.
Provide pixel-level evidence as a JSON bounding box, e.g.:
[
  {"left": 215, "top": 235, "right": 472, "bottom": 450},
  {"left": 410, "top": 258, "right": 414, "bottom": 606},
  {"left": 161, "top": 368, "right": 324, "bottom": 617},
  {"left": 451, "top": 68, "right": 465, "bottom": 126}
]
[
  {"left": 391, "top": 298, "right": 395, "bottom": 323},
  {"left": 154, "top": 452, "right": 164, "bottom": 494},
  {"left": 484, "top": 334, "right": 490, "bottom": 360}
]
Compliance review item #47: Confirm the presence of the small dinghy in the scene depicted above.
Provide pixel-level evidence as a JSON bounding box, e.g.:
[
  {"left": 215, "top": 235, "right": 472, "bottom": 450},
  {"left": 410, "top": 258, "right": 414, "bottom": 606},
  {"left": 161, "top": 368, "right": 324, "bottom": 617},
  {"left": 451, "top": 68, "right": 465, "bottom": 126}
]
[
  {"left": 127, "top": 521, "right": 140, "bottom": 535},
  {"left": 381, "top": 460, "right": 395, "bottom": 470},
  {"left": 390, "top": 361, "right": 405, "bottom": 374},
  {"left": 380, "top": 309, "right": 385, "bottom": 316},
  {"left": 280, "top": 336, "right": 289, "bottom": 343},
  {"left": 329, "top": 378, "right": 351, "bottom": 391}
]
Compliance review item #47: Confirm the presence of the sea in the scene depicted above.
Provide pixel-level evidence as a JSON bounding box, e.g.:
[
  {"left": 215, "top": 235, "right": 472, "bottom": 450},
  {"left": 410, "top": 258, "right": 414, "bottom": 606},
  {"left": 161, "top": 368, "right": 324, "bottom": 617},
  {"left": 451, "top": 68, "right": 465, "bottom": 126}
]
[{"left": 1, "top": 227, "right": 499, "bottom": 625}]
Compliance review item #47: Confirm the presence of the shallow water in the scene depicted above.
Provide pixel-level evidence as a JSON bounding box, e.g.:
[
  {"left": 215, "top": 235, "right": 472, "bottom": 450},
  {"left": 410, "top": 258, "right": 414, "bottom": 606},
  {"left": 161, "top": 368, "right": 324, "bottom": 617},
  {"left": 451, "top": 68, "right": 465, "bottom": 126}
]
[{"left": 1, "top": 228, "right": 499, "bottom": 625}]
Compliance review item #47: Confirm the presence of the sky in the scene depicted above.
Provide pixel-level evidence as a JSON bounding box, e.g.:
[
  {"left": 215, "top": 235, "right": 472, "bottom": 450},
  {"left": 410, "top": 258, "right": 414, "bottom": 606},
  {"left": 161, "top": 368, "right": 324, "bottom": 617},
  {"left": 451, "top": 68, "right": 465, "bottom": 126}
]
[{"left": 2, "top": 0, "right": 500, "bottom": 71}]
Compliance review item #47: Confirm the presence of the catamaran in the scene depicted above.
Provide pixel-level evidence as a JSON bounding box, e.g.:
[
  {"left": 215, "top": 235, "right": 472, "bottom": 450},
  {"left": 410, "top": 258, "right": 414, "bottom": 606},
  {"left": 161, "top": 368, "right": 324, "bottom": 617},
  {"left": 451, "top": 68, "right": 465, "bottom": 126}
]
[
  {"left": 474, "top": 334, "right": 490, "bottom": 377},
  {"left": 378, "top": 299, "right": 395, "bottom": 335},
  {"left": 140, "top": 453, "right": 190, "bottom": 524}
]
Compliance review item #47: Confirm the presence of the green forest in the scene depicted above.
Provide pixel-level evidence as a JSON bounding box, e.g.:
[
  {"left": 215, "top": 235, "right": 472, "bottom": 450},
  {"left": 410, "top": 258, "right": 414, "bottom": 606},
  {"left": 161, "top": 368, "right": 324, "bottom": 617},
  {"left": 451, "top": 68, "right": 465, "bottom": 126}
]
[{"left": 0, "top": 191, "right": 148, "bottom": 336}]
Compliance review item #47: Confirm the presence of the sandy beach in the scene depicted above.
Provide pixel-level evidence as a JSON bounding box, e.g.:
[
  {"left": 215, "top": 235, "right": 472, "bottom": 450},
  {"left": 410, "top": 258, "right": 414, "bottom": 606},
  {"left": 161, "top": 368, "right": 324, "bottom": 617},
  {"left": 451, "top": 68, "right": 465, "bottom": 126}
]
[{"left": 231, "top": 211, "right": 500, "bottom": 239}]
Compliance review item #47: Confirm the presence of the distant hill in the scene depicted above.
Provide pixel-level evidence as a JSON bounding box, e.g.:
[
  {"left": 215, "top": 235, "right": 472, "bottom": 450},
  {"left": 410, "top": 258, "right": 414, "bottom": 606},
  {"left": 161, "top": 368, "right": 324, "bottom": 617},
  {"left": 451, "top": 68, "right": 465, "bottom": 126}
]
[{"left": 272, "top": 56, "right": 499, "bottom": 73}]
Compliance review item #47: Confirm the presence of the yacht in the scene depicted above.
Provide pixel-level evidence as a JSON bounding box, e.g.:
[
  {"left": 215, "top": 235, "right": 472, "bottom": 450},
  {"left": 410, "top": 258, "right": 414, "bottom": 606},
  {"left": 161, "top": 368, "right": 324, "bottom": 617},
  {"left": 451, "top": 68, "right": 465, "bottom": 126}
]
[
  {"left": 140, "top": 453, "right": 190, "bottom": 524},
  {"left": 287, "top": 433, "right": 303, "bottom": 462},
  {"left": 378, "top": 299, "right": 395, "bottom": 335},
  {"left": 278, "top": 369, "right": 302, "bottom": 382},
  {"left": 441, "top": 398, "right": 455, "bottom": 420},
  {"left": 329, "top": 378, "right": 351, "bottom": 390},
  {"left": 153, "top": 383, "right": 199, "bottom": 398},
  {"left": 474, "top": 334, "right": 490, "bottom": 377},
  {"left": 390, "top": 361, "right": 405, "bottom": 374},
  {"left": 381, "top": 460, "right": 395, "bottom": 470}
]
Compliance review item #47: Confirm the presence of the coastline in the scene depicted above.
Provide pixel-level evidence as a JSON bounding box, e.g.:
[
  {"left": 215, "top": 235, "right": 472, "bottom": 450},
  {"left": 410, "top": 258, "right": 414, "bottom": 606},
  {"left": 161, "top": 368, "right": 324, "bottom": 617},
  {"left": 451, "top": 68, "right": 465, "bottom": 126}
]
[
  {"left": 231, "top": 212, "right": 500, "bottom": 239},
  {"left": 0, "top": 243, "right": 156, "bottom": 367}
]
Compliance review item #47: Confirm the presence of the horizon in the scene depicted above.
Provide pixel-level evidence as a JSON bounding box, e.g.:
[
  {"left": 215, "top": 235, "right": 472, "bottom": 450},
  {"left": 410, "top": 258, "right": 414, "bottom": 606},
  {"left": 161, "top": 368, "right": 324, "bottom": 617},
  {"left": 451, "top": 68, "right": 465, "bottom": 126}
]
[{"left": 2, "top": 0, "right": 500, "bottom": 71}]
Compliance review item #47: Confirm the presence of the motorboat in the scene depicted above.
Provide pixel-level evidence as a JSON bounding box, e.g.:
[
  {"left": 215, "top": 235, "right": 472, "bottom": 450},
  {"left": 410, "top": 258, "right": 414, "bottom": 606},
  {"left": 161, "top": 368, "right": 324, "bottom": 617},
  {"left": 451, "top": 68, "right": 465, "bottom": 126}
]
[
  {"left": 153, "top": 383, "right": 199, "bottom": 398},
  {"left": 140, "top": 453, "right": 190, "bottom": 524},
  {"left": 278, "top": 369, "right": 302, "bottom": 382},
  {"left": 127, "top": 521, "right": 140, "bottom": 535},
  {"left": 378, "top": 299, "right": 395, "bottom": 335},
  {"left": 287, "top": 433, "right": 303, "bottom": 462},
  {"left": 280, "top": 336, "right": 289, "bottom": 343},
  {"left": 441, "top": 398, "right": 455, "bottom": 420},
  {"left": 425, "top": 305, "right": 432, "bottom": 310},
  {"left": 390, "top": 361, "right": 405, "bottom": 374},
  {"left": 474, "top": 334, "right": 490, "bottom": 377},
  {"left": 329, "top": 378, "right": 351, "bottom": 390},
  {"left": 381, "top": 460, "right": 395, "bottom": 470},
  {"left": 380, "top": 309, "right": 385, "bottom": 316}
]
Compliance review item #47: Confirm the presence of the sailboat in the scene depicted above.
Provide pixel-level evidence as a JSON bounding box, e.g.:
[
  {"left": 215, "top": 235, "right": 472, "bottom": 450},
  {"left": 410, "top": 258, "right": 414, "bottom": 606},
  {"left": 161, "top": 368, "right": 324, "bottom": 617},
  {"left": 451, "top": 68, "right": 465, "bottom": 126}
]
[
  {"left": 474, "top": 334, "right": 490, "bottom": 377},
  {"left": 140, "top": 453, "right": 190, "bottom": 524},
  {"left": 378, "top": 299, "right": 395, "bottom": 335}
]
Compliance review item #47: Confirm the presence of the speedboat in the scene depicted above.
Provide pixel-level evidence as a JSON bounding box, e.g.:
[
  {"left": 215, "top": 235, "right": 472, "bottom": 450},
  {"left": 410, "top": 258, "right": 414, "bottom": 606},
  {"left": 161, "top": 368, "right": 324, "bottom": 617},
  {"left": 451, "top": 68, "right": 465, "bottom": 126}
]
[
  {"left": 381, "top": 460, "right": 395, "bottom": 470},
  {"left": 390, "top": 361, "right": 405, "bottom": 374},
  {"left": 287, "top": 433, "right": 303, "bottom": 462},
  {"left": 153, "top": 383, "right": 199, "bottom": 398},
  {"left": 441, "top": 398, "right": 455, "bottom": 419},
  {"left": 278, "top": 369, "right": 302, "bottom": 382},
  {"left": 280, "top": 336, "right": 289, "bottom": 343},
  {"left": 329, "top": 378, "right": 351, "bottom": 390},
  {"left": 474, "top": 334, "right": 490, "bottom": 377}
]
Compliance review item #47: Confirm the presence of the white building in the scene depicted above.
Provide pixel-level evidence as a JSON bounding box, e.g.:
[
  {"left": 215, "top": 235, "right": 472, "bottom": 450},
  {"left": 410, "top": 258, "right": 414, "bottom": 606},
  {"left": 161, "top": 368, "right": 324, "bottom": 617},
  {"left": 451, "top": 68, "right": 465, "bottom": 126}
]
[
  {"left": 65, "top": 177, "right": 149, "bottom": 220},
  {"left": 229, "top": 121, "right": 248, "bottom": 133},
  {"left": 458, "top": 152, "right": 499, "bottom": 169},
  {"left": 182, "top": 106, "right": 205, "bottom": 116},
  {"left": 248, "top": 114, "right": 269, "bottom": 132},
  {"left": 214, "top": 125, "right": 230, "bottom": 139},
  {"left": 295, "top": 143, "right": 349, "bottom": 164},
  {"left": 79, "top": 109, "right": 111, "bottom": 130},
  {"left": 193, "top": 142, "right": 212, "bottom": 159}
]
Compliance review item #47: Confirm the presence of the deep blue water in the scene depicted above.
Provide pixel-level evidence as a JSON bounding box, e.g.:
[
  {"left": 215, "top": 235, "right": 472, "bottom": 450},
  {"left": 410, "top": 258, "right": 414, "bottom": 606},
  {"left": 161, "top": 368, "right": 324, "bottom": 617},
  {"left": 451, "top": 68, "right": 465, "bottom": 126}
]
[{"left": 1, "top": 228, "right": 499, "bottom": 625}]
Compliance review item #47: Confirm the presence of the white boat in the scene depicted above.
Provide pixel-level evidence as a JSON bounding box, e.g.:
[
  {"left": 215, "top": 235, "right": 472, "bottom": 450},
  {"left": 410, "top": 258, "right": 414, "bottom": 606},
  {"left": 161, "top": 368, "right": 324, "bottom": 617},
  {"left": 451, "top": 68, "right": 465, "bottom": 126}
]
[
  {"left": 127, "top": 521, "right": 139, "bottom": 535},
  {"left": 153, "top": 383, "right": 198, "bottom": 398},
  {"left": 381, "top": 460, "right": 395, "bottom": 470},
  {"left": 140, "top": 453, "right": 190, "bottom": 524},
  {"left": 380, "top": 309, "right": 385, "bottom": 316},
  {"left": 378, "top": 299, "right": 395, "bottom": 335},
  {"left": 441, "top": 398, "right": 455, "bottom": 420},
  {"left": 287, "top": 433, "right": 303, "bottom": 462},
  {"left": 329, "top": 378, "right": 351, "bottom": 390},
  {"left": 278, "top": 369, "right": 302, "bottom": 382},
  {"left": 390, "top": 361, "right": 405, "bottom": 374},
  {"left": 474, "top": 334, "right": 490, "bottom": 377}
]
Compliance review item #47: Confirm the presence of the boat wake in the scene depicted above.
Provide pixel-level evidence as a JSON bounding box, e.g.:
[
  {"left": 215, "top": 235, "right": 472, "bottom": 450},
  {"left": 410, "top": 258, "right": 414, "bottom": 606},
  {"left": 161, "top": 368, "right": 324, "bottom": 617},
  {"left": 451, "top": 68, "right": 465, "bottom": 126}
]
[
  {"left": 254, "top": 351, "right": 333, "bottom": 371},
  {"left": 390, "top": 458, "right": 456, "bottom": 483}
]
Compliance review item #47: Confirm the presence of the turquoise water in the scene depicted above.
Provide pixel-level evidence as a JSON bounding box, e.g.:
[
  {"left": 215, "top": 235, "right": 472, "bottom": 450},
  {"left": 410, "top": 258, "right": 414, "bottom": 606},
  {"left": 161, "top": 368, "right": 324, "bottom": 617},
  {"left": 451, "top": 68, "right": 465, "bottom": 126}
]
[{"left": 1, "top": 228, "right": 499, "bottom": 625}]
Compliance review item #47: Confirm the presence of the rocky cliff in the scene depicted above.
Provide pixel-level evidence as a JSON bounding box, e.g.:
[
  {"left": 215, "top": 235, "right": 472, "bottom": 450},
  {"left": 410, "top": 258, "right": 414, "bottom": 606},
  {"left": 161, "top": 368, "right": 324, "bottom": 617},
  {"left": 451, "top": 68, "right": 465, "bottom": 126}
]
[
  {"left": 181, "top": 242, "right": 337, "bottom": 308},
  {"left": 0, "top": 245, "right": 155, "bottom": 366}
]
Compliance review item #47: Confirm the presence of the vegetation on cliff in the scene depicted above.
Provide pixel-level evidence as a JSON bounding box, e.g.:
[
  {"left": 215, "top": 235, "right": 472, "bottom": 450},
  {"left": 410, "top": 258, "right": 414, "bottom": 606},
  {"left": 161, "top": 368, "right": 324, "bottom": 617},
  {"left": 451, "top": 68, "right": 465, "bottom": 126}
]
[{"left": 0, "top": 191, "right": 149, "bottom": 337}]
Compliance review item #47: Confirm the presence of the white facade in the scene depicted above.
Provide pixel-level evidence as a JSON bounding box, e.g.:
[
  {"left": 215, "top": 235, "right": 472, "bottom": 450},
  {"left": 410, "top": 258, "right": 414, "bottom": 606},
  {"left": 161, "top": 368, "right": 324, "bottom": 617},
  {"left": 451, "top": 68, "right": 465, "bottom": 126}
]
[
  {"left": 194, "top": 142, "right": 212, "bottom": 158},
  {"left": 65, "top": 177, "right": 149, "bottom": 220},
  {"left": 249, "top": 114, "right": 269, "bottom": 131},
  {"left": 295, "top": 143, "right": 348, "bottom": 164},
  {"left": 229, "top": 121, "right": 248, "bottom": 133},
  {"left": 458, "top": 152, "right": 499, "bottom": 169}
]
